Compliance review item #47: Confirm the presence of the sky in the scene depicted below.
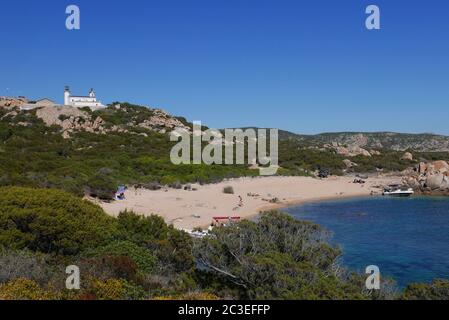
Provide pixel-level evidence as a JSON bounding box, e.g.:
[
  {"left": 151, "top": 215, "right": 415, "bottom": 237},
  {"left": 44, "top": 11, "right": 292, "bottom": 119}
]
[{"left": 1, "top": 0, "right": 449, "bottom": 134}]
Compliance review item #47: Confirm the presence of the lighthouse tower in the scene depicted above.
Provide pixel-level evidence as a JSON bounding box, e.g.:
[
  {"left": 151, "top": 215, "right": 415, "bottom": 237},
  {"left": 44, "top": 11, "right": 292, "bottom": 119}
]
[{"left": 64, "top": 86, "right": 71, "bottom": 106}]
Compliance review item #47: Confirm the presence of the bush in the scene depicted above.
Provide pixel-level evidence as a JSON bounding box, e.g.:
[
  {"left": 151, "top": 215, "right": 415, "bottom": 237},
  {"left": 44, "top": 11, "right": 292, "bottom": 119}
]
[
  {"left": 77, "top": 277, "right": 147, "bottom": 300},
  {"left": 0, "top": 249, "right": 57, "bottom": 286},
  {"left": 81, "top": 279, "right": 127, "bottom": 300},
  {"left": 401, "top": 280, "right": 449, "bottom": 300},
  {"left": 0, "top": 278, "right": 61, "bottom": 300},
  {"left": 194, "top": 211, "right": 372, "bottom": 300},
  {"left": 0, "top": 187, "right": 117, "bottom": 255},
  {"left": 76, "top": 256, "right": 142, "bottom": 286},
  {"left": 116, "top": 211, "right": 194, "bottom": 273},
  {"left": 85, "top": 241, "right": 156, "bottom": 274},
  {"left": 154, "top": 292, "right": 220, "bottom": 300},
  {"left": 223, "top": 186, "right": 234, "bottom": 194},
  {"left": 86, "top": 173, "right": 116, "bottom": 200}
]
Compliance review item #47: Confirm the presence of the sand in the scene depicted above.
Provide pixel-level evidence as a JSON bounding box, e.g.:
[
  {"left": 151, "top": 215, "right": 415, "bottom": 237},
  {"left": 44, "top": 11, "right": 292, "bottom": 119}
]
[{"left": 95, "top": 175, "right": 398, "bottom": 230}]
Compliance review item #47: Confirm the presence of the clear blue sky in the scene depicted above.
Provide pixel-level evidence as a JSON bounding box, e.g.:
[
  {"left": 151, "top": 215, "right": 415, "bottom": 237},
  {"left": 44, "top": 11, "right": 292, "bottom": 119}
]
[{"left": 1, "top": 0, "right": 448, "bottom": 134}]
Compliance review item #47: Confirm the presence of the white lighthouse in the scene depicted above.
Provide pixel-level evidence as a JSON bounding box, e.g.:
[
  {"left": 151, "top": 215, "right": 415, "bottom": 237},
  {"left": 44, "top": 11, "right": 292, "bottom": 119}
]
[
  {"left": 64, "top": 86, "right": 71, "bottom": 106},
  {"left": 64, "top": 86, "right": 106, "bottom": 110}
]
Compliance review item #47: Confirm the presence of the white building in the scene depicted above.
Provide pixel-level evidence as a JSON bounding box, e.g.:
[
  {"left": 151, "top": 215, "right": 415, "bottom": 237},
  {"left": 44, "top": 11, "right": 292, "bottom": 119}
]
[
  {"left": 64, "top": 86, "right": 106, "bottom": 110},
  {"left": 20, "top": 98, "right": 57, "bottom": 111}
]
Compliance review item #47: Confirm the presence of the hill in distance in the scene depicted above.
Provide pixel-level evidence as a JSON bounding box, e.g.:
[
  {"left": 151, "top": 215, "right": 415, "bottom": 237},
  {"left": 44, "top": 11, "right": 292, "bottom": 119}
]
[{"left": 276, "top": 130, "right": 449, "bottom": 152}]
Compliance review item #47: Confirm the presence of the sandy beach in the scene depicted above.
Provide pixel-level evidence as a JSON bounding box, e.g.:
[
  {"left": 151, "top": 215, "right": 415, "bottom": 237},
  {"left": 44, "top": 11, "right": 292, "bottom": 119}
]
[{"left": 96, "top": 175, "right": 398, "bottom": 230}]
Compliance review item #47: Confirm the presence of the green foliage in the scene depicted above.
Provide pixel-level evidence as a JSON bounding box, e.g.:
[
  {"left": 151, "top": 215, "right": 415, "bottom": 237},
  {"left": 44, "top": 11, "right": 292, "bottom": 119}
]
[
  {"left": 0, "top": 196, "right": 445, "bottom": 300},
  {"left": 116, "top": 211, "right": 194, "bottom": 273},
  {"left": 79, "top": 278, "right": 146, "bottom": 300},
  {"left": 401, "top": 279, "right": 449, "bottom": 300},
  {"left": 194, "top": 211, "right": 371, "bottom": 299},
  {"left": 351, "top": 150, "right": 416, "bottom": 173},
  {"left": 278, "top": 140, "right": 345, "bottom": 175},
  {"left": 85, "top": 241, "right": 156, "bottom": 274},
  {"left": 0, "top": 108, "right": 257, "bottom": 198},
  {"left": 0, "top": 187, "right": 117, "bottom": 255}
]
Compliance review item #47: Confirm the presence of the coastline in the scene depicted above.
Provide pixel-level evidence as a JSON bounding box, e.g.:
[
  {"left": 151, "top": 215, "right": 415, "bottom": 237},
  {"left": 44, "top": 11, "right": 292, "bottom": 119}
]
[{"left": 95, "top": 175, "right": 399, "bottom": 230}]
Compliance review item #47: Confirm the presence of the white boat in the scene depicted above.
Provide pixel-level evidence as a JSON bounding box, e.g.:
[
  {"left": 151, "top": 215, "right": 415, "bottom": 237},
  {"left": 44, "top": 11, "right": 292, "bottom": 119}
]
[{"left": 382, "top": 186, "right": 414, "bottom": 197}]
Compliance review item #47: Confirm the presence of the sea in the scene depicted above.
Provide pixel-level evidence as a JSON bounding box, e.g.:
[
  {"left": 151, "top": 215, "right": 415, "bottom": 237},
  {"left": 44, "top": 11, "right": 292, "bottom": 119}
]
[{"left": 285, "top": 196, "right": 449, "bottom": 288}]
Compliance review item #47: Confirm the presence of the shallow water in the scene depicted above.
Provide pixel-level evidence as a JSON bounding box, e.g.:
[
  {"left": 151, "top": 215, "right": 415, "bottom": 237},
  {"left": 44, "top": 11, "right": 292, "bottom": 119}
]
[{"left": 285, "top": 196, "right": 449, "bottom": 288}]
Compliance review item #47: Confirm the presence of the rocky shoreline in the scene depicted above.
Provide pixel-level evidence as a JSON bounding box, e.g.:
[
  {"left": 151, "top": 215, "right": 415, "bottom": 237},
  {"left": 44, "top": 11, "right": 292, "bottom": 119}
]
[{"left": 402, "top": 160, "right": 449, "bottom": 195}]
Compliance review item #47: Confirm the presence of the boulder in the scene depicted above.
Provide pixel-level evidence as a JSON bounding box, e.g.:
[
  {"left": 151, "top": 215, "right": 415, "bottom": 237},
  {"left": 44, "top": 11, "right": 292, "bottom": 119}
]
[
  {"left": 401, "top": 152, "right": 413, "bottom": 161},
  {"left": 336, "top": 146, "right": 371, "bottom": 157},
  {"left": 432, "top": 160, "right": 449, "bottom": 173},
  {"left": 335, "top": 146, "right": 350, "bottom": 157},
  {"left": 403, "top": 176, "right": 421, "bottom": 190},
  {"left": 343, "top": 159, "right": 357, "bottom": 168},
  {"left": 425, "top": 174, "right": 445, "bottom": 190},
  {"left": 353, "top": 146, "right": 372, "bottom": 157}
]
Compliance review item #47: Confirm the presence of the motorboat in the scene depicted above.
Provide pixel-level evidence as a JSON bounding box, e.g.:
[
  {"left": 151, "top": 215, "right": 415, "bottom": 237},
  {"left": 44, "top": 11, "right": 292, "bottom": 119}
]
[{"left": 382, "top": 185, "right": 414, "bottom": 197}]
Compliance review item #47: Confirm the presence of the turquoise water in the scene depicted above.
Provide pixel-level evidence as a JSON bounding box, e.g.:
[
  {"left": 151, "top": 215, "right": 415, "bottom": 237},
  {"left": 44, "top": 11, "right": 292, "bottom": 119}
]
[{"left": 285, "top": 196, "right": 449, "bottom": 288}]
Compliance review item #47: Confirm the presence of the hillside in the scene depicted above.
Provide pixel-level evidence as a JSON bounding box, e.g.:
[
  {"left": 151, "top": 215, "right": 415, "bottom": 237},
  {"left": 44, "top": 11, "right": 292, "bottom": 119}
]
[
  {"left": 280, "top": 131, "right": 449, "bottom": 152},
  {"left": 1, "top": 102, "right": 449, "bottom": 200},
  {"left": 0, "top": 102, "right": 257, "bottom": 200}
]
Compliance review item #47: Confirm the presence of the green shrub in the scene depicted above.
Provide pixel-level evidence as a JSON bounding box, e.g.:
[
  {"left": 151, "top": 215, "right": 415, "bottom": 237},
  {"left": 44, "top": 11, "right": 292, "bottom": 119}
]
[
  {"left": 0, "top": 187, "right": 117, "bottom": 255},
  {"left": 401, "top": 280, "right": 449, "bottom": 300},
  {"left": 116, "top": 211, "right": 194, "bottom": 273},
  {"left": 194, "top": 211, "right": 372, "bottom": 300},
  {"left": 85, "top": 241, "right": 156, "bottom": 274}
]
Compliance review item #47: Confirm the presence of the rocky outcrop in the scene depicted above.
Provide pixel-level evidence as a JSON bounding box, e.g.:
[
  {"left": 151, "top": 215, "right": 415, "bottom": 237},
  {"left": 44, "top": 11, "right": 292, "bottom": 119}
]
[
  {"left": 138, "top": 109, "right": 190, "bottom": 133},
  {"left": 28, "top": 105, "right": 192, "bottom": 139},
  {"left": 35, "top": 106, "right": 126, "bottom": 138},
  {"left": 403, "top": 160, "right": 449, "bottom": 194},
  {"left": 332, "top": 144, "right": 372, "bottom": 157},
  {"left": 432, "top": 160, "right": 449, "bottom": 173},
  {"left": 0, "top": 97, "right": 27, "bottom": 109}
]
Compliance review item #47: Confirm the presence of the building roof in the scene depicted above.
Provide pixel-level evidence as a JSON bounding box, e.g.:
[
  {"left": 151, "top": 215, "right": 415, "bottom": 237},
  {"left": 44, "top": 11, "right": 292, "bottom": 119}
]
[{"left": 36, "top": 98, "right": 56, "bottom": 103}]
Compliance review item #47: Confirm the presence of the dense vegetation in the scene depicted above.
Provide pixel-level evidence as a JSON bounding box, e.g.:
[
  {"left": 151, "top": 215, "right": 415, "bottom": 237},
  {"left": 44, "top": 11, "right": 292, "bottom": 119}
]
[
  {"left": 1, "top": 104, "right": 448, "bottom": 200},
  {"left": 277, "top": 139, "right": 445, "bottom": 176},
  {"left": 1, "top": 104, "right": 448, "bottom": 300},
  {"left": 0, "top": 105, "right": 258, "bottom": 200},
  {"left": 0, "top": 187, "right": 447, "bottom": 300}
]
